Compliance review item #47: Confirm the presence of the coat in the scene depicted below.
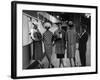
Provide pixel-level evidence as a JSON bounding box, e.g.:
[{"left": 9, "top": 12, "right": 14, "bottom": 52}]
[
  {"left": 54, "top": 29, "right": 66, "bottom": 54},
  {"left": 78, "top": 31, "right": 88, "bottom": 66},
  {"left": 65, "top": 29, "right": 77, "bottom": 58},
  {"left": 43, "top": 30, "right": 53, "bottom": 59},
  {"left": 79, "top": 31, "right": 88, "bottom": 53},
  {"left": 33, "top": 31, "right": 43, "bottom": 61}
]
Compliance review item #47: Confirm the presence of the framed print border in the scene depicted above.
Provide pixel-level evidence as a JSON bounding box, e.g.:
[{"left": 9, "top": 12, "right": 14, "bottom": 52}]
[{"left": 11, "top": 1, "right": 98, "bottom": 79}]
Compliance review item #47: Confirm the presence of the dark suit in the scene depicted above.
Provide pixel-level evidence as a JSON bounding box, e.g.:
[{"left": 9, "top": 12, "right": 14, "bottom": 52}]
[{"left": 79, "top": 31, "right": 88, "bottom": 66}]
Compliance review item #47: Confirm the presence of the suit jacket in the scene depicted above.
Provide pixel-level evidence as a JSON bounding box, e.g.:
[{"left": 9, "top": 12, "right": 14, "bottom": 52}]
[{"left": 79, "top": 31, "right": 88, "bottom": 51}]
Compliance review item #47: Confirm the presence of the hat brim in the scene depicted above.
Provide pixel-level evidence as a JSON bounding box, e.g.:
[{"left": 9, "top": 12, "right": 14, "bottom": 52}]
[{"left": 44, "top": 22, "right": 52, "bottom": 28}]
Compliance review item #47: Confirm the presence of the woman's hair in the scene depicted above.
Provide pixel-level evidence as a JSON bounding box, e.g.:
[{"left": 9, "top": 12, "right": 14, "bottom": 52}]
[
  {"left": 68, "top": 21, "right": 74, "bottom": 29},
  {"left": 32, "top": 23, "right": 37, "bottom": 29}
]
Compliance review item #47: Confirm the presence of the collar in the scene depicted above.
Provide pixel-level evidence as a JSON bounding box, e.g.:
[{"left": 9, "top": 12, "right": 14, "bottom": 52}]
[{"left": 81, "top": 30, "right": 86, "bottom": 37}]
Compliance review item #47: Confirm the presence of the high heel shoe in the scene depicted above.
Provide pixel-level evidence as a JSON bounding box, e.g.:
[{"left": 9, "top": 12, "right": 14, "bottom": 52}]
[{"left": 51, "top": 64, "right": 54, "bottom": 68}]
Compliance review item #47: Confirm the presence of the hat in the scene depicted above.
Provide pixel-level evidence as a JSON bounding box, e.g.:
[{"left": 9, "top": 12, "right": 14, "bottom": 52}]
[
  {"left": 44, "top": 22, "right": 52, "bottom": 28},
  {"left": 68, "top": 21, "right": 73, "bottom": 25},
  {"left": 32, "top": 18, "right": 38, "bottom": 26},
  {"left": 55, "top": 21, "right": 62, "bottom": 24}
]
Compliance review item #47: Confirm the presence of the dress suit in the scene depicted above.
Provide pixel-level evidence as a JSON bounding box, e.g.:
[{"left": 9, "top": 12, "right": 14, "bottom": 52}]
[
  {"left": 32, "top": 30, "right": 43, "bottom": 61},
  {"left": 54, "top": 29, "right": 66, "bottom": 58},
  {"left": 65, "top": 29, "right": 77, "bottom": 58},
  {"left": 43, "top": 30, "right": 53, "bottom": 60},
  {"left": 79, "top": 31, "right": 88, "bottom": 66}
]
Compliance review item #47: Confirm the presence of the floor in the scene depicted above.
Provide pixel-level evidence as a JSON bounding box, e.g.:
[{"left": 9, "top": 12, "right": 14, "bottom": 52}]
[{"left": 27, "top": 37, "right": 91, "bottom": 69}]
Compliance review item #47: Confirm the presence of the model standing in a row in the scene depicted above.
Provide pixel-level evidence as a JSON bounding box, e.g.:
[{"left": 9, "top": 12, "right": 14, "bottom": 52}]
[{"left": 30, "top": 20, "right": 88, "bottom": 68}]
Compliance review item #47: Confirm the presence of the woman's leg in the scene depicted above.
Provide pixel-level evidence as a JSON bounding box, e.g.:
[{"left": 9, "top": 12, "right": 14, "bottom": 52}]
[
  {"left": 59, "top": 59, "right": 62, "bottom": 67},
  {"left": 46, "top": 54, "right": 51, "bottom": 68},
  {"left": 61, "top": 58, "right": 64, "bottom": 67},
  {"left": 46, "top": 54, "right": 54, "bottom": 68},
  {"left": 69, "top": 58, "right": 72, "bottom": 67},
  {"left": 73, "top": 57, "right": 76, "bottom": 67},
  {"left": 37, "top": 60, "right": 42, "bottom": 68}
]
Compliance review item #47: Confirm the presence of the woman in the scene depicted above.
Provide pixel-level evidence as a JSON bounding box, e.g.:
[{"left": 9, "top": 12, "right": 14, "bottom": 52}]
[
  {"left": 78, "top": 25, "right": 88, "bottom": 66},
  {"left": 54, "top": 23, "right": 66, "bottom": 67},
  {"left": 43, "top": 21, "right": 54, "bottom": 68},
  {"left": 65, "top": 21, "right": 77, "bottom": 67},
  {"left": 31, "top": 23, "right": 43, "bottom": 68}
]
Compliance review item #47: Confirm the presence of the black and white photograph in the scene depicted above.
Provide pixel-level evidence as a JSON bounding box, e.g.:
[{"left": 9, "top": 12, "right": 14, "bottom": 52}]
[
  {"left": 22, "top": 11, "right": 91, "bottom": 69},
  {"left": 11, "top": 1, "right": 97, "bottom": 79}
]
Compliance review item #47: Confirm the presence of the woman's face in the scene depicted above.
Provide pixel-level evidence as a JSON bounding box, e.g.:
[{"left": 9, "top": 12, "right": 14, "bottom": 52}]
[
  {"left": 68, "top": 21, "right": 73, "bottom": 27},
  {"left": 33, "top": 24, "right": 37, "bottom": 29},
  {"left": 45, "top": 26, "right": 50, "bottom": 30},
  {"left": 44, "top": 22, "right": 51, "bottom": 30}
]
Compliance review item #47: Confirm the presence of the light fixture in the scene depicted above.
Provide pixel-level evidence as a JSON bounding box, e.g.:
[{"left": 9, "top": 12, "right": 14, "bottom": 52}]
[{"left": 85, "top": 13, "right": 91, "bottom": 18}]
